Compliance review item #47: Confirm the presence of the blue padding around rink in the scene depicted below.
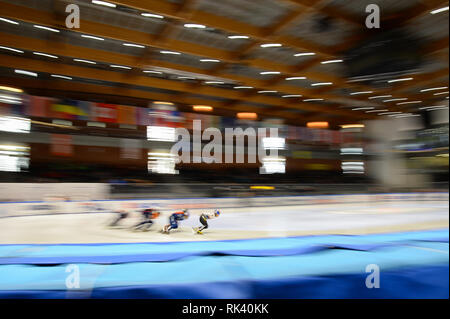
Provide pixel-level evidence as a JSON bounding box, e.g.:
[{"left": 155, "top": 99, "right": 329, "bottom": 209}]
[
  {"left": 0, "top": 229, "right": 447, "bottom": 265},
  {"left": 0, "top": 243, "right": 448, "bottom": 298}
]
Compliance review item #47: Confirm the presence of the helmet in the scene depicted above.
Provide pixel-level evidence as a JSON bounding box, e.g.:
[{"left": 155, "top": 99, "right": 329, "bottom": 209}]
[
  {"left": 153, "top": 211, "right": 160, "bottom": 218},
  {"left": 215, "top": 209, "right": 220, "bottom": 217},
  {"left": 183, "top": 210, "right": 190, "bottom": 219}
]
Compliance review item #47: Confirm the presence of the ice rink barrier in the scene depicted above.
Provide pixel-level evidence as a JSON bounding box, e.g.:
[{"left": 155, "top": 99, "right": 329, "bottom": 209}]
[{"left": 0, "top": 187, "right": 448, "bottom": 219}]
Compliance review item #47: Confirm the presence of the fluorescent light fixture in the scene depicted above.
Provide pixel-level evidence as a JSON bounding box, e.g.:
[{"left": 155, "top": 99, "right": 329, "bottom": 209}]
[
  {"left": 0, "top": 98, "right": 21, "bottom": 105},
  {"left": 0, "top": 18, "right": 19, "bottom": 25},
  {"left": 258, "top": 90, "right": 278, "bottom": 94},
  {"left": 33, "top": 25, "right": 60, "bottom": 33},
  {"left": 368, "top": 95, "right": 392, "bottom": 99},
  {"left": 123, "top": 43, "right": 145, "bottom": 48},
  {"left": 147, "top": 126, "right": 177, "bottom": 142},
  {"left": 352, "top": 107, "right": 374, "bottom": 110},
  {"left": 33, "top": 52, "right": 58, "bottom": 59},
  {"left": 321, "top": 59, "right": 343, "bottom": 64},
  {"left": 434, "top": 91, "right": 449, "bottom": 95},
  {"left": 177, "top": 76, "right": 195, "bottom": 80},
  {"left": 350, "top": 91, "right": 373, "bottom": 95},
  {"left": 0, "top": 94, "right": 20, "bottom": 101},
  {"left": 51, "top": 74, "right": 72, "bottom": 80},
  {"left": 200, "top": 59, "right": 220, "bottom": 62},
  {"left": 307, "top": 122, "right": 328, "bottom": 129},
  {"left": 396, "top": 101, "right": 422, "bottom": 105},
  {"left": 379, "top": 112, "right": 402, "bottom": 115},
  {"left": 260, "top": 43, "right": 282, "bottom": 48},
  {"left": 340, "top": 148, "right": 363, "bottom": 155},
  {"left": 193, "top": 105, "right": 213, "bottom": 112},
  {"left": 311, "top": 82, "right": 333, "bottom": 86},
  {"left": 204, "top": 81, "right": 224, "bottom": 84},
  {"left": 0, "top": 86, "right": 23, "bottom": 93},
  {"left": 160, "top": 50, "right": 181, "bottom": 55},
  {"left": 14, "top": 70, "right": 37, "bottom": 77},
  {"left": 260, "top": 71, "right": 281, "bottom": 75},
  {"left": 0, "top": 46, "right": 24, "bottom": 54},
  {"left": 294, "top": 52, "right": 315, "bottom": 57},
  {"left": 228, "top": 35, "right": 249, "bottom": 39},
  {"left": 81, "top": 34, "right": 104, "bottom": 41},
  {"left": 237, "top": 112, "right": 257, "bottom": 120},
  {"left": 420, "top": 86, "right": 448, "bottom": 92},
  {"left": 387, "top": 77, "right": 413, "bottom": 83},
  {"left": 383, "top": 98, "right": 408, "bottom": 102},
  {"left": 366, "top": 109, "right": 388, "bottom": 113},
  {"left": 303, "top": 98, "right": 324, "bottom": 102},
  {"left": 282, "top": 95, "right": 302, "bottom": 98},
  {"left": 285, "top": 77, "right": 306, "bottom": 80},
  {"left": 419, "top": 105, "right": 446, "bottom": 110},
  {"left": 153, "top": 101, "right": 174, "bottom": 106},
  {"left": 234, "top": 86, "right": 253, "bottom": 89},
  {"left": 141, "top": 13, "right": 164, "bottom": 19},
  {"left": 73, "top": 58, "right": 96, "bottom": 64},
  {"left": 110, "top": 65, "right": 132, "bottom": 69},
  {"left": 262, "top": 137, "right": 285, "bottom": 150},
  {"left": 0, "top": 116, "right": 30, "bottom": 133},
  {"left": 184, "top": 24, "right": 206, "bottom": 29},
  {"left": 431, "top": 6, "right": 449, "bottom": 14},
  {"left": 92, "top": 0, "right": 116, "bottom": 8},
  {"left": 340, "top": 124, "right": 365, "bottom": 129},
  {"left": 143, "top": 70, "right": 163, "bottom": 74}
]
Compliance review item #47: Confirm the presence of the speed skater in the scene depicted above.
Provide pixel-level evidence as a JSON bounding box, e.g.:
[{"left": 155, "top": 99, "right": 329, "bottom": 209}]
[
  {"left": 193, "top": 209, "right": 220, "bottom": 234},
  {"left": 162, "top": 209, "right": 189, "bottom": 233}
]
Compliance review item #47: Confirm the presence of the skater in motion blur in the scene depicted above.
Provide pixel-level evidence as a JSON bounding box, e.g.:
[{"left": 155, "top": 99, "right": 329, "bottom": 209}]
[
  {"left": 109, "top": 209, "right": 129, "bottom": 227},
  {"left": 193, "top": 209, "right": 220, "bottom": 234},
  {"left": 162, "top": 209, "right": 189, "bottom": 233},
  {"left": 133, "top": 208, "right": 160, "bottom": 231}
]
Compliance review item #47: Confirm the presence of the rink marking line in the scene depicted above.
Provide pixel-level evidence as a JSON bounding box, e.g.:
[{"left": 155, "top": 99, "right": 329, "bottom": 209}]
[
  {"left": 403, "top": 245, "right": 449, "bottom": 254},
  {"left": 326, "top": 208, "right": 439, "bottom": 215}
]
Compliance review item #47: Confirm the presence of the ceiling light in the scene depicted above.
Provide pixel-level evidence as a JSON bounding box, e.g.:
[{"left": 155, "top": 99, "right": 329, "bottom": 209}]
[
  {"left": 91, "top": 0, "right": 116, "bottom": 8},
  {"left": 143, "top": 70, "right": 163, "bottom": 74},
  {"left": 260, "top": 43, "right": 282, "bottom": 48},
  {"left": 123, "top": 43, "right": 145, "bottom": 48},
  {"left": 153, "top": 101, "right": 174, "bottom": 106},
  {"left": 368, "top": 95, "right": 392, "bottom": 99},
  {"left": 434, "top": 91, "right": 449, "bottom": 95},
  {"left": 73, "top": 58, "right": 96, "bottom": 64},
  {"left": 396, "top": 101, "right": 422, "bottom": 105},
  {"left": 350, "top": 91, "right": 373, "bottom": 95},
  {"left": 387, "top": 77, "right": 413, "bottom": 83},
  {"left": 14, "top": 70, "right": 38, "bottom": 77},
  {"left": 430, "top": 6, "right": 449, "bottom": 14},
  {"left": 234, "top": 86, "right": 253, "bottom": 89},
  {"left": 110, "top": 65, "right": 132, "bottom": 69},
  {"left": 33, "top": 25, "right": 60, "bottom": 33},
  {"left": 260, "top": 71, "right": 281, "bottom": 75},
  {"left": 311, "top": 82, "right": 333, "bottom": 86},
  {"left": 383, "top": 98, "right": 408, "bottom": 102},
  {"left": 258, "top": 91, "right": 278, "bottom": 94},
  {"left": 204, "top": 81, "right": 224, "bottom": 84},
  {"left": 365, "top": 109, "right": 388, "bottom": 113},
  {"left": 200, "top": 59, "right": 220, "bottom": 63},
  {"left": 0, "top": 86, "right": 23, "bottom": 93},
  {"left": 141, "top": 13, "right": 164, "bottom": 19},
  {"left": 352, "top": 107, "right": 374, "bottom": 110},
  {"left": 0, "top": 94, "right": 21, "bottom": 101},
  {"left": 379, "top": 112, "right": 402, "bottom": 115},
  {"left": 237, "top": 112, "right": 257, "bottom": 120},
  {"left": 0, "top": 18, "right": 19, "bottom": 25},
  {"left": 285, "top": 77, "right": 306, "bottom": 80},
  {"left": 303, "top": 98, "right": 324, "bottom": 102},
  {"left": 228, "top": 35, "right": 249, "bottom": 39},
  {"left": 321, "top": 59, "right": 343, "bottom": 64},
  {"left": 81, "top": 35, "right": 104, "bottom": 41},
  {"left": 294, "top": 52, "right": 315, "bottom": 57},
  {"left": 51, "top": 74, "right": 72, "bottom": 80},
  {"left": 184, "top": 24, "right": 206, "bottom": 29},
  {"left": 282, "top": 95, "right": 302, "bottom": 98},
  {"left": 193, "top": 105, "right": 213, "bottom": 112},
  {"left": 420, "top": 86, "right": 448, "bottom": 92},
  {"left": 0, "top": 46, "right": 24, "bottom": 54},
  {"left": 340, "top": 124, "right": 365, "bottom": 129},
  {"left": 177, "top": 76, "right": 195, "bottom": 80},
  {"left": 307, "top": 122, "right": 328, "bottom": 128},
  {"left": 33, "top": 52, "right": 58, "bottom": 59},
  {"left": 160, "top": 50, "right": 181, "bottom": 55}
]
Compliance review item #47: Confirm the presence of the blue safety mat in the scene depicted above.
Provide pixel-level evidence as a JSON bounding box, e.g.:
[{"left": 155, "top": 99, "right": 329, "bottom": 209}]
[
  {"left": 0, "top": 242, "right": 448, "bottom": 298},
  {"left": 0, "top": 229, "right": 447, "bottom": 265}
]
